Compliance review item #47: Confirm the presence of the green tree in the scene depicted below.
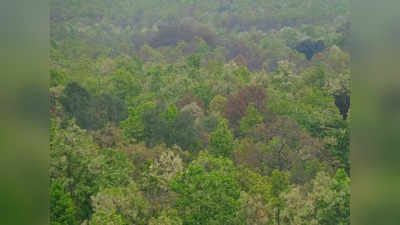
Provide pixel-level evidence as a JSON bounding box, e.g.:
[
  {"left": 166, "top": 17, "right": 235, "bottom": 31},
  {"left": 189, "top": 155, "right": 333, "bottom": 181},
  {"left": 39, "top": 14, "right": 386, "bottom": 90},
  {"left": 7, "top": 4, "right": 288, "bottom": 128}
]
[
  {"left": 90, "top": 182, "right": 151, "bottom": 225},
  {"left": 270, "top": 61, "right": 299, "bottom": 92},
  {"left": 235, "top": 166, "right": 271, "bottom": 203},
  {"left": 239, "top": 104, "right": 263, "bottom": 135},
  {"left": 50, "top": 180, "right": 76, "bottom": 225},
  {"left": 167, "top": 111, "right": 201, "bottom": 151},
  {"left": 93, "top": 94, "right": 128, "bottom": 126},
  {"left": 269, "top": 169, "right": 289, "bottom": 225},
  {"left": 149, "top": 210, "right": 183, "bottom": 225},
  {"left": 209, "top": 95, "right": 227, "bottom": 116},
  {"left": 60, "top": 82, "right": 92, "bottom": 129},
  {"left": 233, "top": 66, "right": 251, "bottom": 83},
  {"left": 140, "top": 104, "right": 200, "bottom": 150},
  {"left": 186, "top": 54, "right": 201, "bottom": 72},
  {"left": 239, "top": 192, "right": 271, "bottom": 225},
  {"left": 210, "top": 119, "right": 235, "bottom": 157},
  {"left": 268, "top": 84, "right": 344, "bottom": 139},
  {"left": 332, "top": 125, "right": 350, "bottom": 174},
  {"left": 281, "top": 169, "right": 350, "bottom": 225},
  {"left": 108, "top": 68, "right": 141, "bottom": 101},
  {"left": 163, "top": 104, "right": 179, "bottom": 122},
  {"left": 194, "top": 83, "right": 215, "bottom": 106},
  {"left": 50, "top": 119, "right": 134, "bottom": 221},
  {"left": 170, "top": 163, "right": 242, "bottom": 225},
  {"left": 90, "top": 210, "right": 125, "bottom": 225},
  {"left": 120, "top": 101, "right": 155, "bottom": 142},
  {"left": 143, "top": 150, "right": 184, "bottom": 192},
  {"left": 50, "top": 69, "right": 68, "bottom": 87},
  {"left": 60, "top": 82, "right": 127, "bottom": 130}
]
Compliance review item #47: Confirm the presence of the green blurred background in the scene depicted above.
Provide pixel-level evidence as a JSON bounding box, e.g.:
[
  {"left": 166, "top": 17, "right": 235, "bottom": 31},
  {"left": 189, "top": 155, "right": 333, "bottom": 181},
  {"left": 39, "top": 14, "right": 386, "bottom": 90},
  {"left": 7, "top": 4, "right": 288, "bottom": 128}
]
[
  {"left": 0, "top": 1, "right": 48, "bottom": 225},
  {"left": 352, "top": 0, "right": 400, "bottom": 225}
]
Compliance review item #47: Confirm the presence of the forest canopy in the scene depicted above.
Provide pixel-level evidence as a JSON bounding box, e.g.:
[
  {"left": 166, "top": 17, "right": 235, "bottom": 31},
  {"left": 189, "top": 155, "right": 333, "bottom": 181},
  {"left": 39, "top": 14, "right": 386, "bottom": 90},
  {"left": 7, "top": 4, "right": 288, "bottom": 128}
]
[{"left": 50, "top": 0, "right": 350, "bottom": 224}]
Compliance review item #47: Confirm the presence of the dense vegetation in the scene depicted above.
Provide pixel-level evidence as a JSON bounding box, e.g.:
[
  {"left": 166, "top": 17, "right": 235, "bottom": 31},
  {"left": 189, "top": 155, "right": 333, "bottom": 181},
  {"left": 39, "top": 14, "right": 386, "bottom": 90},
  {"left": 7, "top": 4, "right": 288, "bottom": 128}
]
[{"left": 50, "top": 0, "right": 350, "bottom": 224}]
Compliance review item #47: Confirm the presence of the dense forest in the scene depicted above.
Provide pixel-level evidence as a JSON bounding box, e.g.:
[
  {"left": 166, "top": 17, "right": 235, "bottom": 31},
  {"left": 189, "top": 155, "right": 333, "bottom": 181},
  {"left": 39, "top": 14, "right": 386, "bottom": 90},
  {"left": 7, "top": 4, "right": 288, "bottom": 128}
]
[{"left": 50, "top": 0, "right": 350, "bottom": 224}]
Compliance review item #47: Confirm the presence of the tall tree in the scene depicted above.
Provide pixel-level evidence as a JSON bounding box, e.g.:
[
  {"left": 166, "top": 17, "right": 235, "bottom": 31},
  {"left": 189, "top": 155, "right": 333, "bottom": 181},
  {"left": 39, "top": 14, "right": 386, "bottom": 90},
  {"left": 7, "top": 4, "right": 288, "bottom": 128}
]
[
  {"left": 269, "top": 170, "right": 289, "bottom": 225},
  {"left": 210, "top": 119, "right": 235, "bottom": 157},
  {"left": 50, "top": 180, "right": 76, "bottom": 225},
  {"left": 170, "top": 156, "right": 242, "bottom": 225}
]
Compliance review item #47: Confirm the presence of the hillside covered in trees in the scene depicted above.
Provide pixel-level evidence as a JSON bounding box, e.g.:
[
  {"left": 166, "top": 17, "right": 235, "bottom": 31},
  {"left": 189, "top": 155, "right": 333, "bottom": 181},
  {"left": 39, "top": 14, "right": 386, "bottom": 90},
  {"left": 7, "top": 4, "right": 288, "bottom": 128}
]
[{"left": 50, "top": 0, "right": 350, "bottom": 224}]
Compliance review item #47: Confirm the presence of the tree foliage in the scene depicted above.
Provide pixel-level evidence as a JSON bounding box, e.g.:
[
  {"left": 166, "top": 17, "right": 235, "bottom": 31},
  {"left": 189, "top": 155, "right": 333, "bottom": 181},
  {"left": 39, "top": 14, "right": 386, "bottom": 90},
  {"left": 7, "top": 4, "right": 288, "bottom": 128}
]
[
  {"left": 50, "top": 0, "right": 350, "bottom": 224},
  {"left": 50, "top": 180, "right": 76, "bottom": 225},
  {"left": 281, "top": 169, "right": 350, "bottom": 225},
  {"left": 225, "top": 86, "right": 266, "bottom": 127},
  {"left": 239, "top": 104, "right": 263, "bottom": 135},
  {"left": 295, "top": 39, "right": 325, "bottom": 60},
  {"left": 170, "top": 157, "right": 242, "bottom": 225},
  {"left": 210, "top": 119, "right": 235, "bottom": 157},
  {"left": 50, "top": 119, "right": 133, "bottom": 220},
  {"left": 90, "top": 182, "right": 151, "bottom": 225}
]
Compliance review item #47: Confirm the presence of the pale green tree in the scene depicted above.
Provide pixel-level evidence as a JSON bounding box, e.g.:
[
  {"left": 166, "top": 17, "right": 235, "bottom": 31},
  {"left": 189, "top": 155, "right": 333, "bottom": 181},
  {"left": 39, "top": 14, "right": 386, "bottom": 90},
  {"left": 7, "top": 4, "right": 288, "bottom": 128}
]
[
  {"left": 90, "top": 182, "right": 151, "bottom": 225},
  {"left": 146, "top": 150, "right": 184, "bottom": 191},
  {"left": 89, "top": 210, "right": 125, "bottom": 225},
  {"left": 209, "top": 95, "right": 227, "bottom": 116},
  {"left": 50, "top": 119, "right": 133, "bottom": 221},
  {"left": 149, "top": 210, "right": 183, "bottom": 225},
  {"left": 281, "top": 169, "right": 350, "bottom": 225}
]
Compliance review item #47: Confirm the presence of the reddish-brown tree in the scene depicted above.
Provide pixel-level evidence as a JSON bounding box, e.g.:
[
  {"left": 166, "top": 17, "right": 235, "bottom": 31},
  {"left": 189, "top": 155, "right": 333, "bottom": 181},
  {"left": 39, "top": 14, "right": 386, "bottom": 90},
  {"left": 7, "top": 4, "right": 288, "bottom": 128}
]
[{"left": 224, "top": 85, "right": 266, "bottom": 128}]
